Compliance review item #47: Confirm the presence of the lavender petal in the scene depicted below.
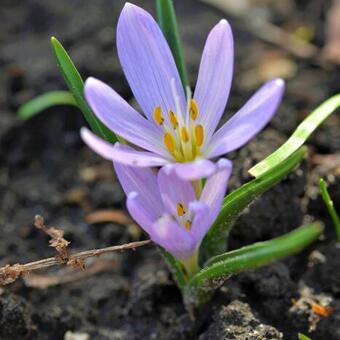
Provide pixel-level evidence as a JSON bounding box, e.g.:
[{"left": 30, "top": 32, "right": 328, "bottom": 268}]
[{"left": 207, "top": 79, "right": 285, "bottom": 158}]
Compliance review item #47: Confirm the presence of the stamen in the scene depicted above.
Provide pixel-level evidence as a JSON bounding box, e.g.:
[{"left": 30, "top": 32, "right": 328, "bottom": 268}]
[
  {"left": 164, "top": 132, "right": 176, "bottom": 153},
  {"left": 190, "top": 99, "right": 198, "bottom": 120},
  {"left": 195, "top": 124, "right": 204, "bottom": 146},
  {"left": 169, "top": 110, "right": 178, "bottom": 129},
  {"left": 185, "top": 220, "right": 192, "bottom": 230},
  {"left": 180, "top": 127, "right": 189, "bottom": 143},
  {"left": 153, "top": 106, "right": 164, "bottom": 125},
  {"left": 176, "top": 202, "right": 186, "bottom": 216}
]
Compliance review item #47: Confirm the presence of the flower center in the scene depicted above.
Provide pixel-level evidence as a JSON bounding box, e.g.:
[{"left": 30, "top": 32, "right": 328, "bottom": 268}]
[
  {"left": 176, "top": 202, "right": 192, "bottom": 231},
  {"left": 153, "top": 98, "right": 205, "bottom": 162}
]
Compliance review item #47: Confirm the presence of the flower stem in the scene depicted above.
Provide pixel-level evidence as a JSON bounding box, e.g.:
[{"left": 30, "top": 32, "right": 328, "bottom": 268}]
[
  {"left": 192, "top": 180, "right": 203, "bottom": 198},
  {"left": 182, "top": 251, "right": 200, "bottom": 278}
]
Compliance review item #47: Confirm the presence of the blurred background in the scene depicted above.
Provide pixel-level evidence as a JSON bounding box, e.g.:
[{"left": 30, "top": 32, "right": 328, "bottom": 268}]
[{"left": 0, "top": 1, "right": 339, "bottom": 339}]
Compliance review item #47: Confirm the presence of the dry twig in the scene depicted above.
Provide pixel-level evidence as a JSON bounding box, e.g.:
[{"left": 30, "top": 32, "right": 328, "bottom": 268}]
[
  {"left": 34, "top": 215, "right": 70, "bottom": 263},
  {"left": 0, "top": 216, "right": 151, "bottom": 285},
  {"left": 0, "top": 239, "right": 151, "bottom": 285},
  {"left": 85, "top": 209, "right": 132, "bottom": 225},
  {"left": 200, "top": 0, "right": 319, "bottom": 58},
  {"left": 24, "top": 259, "right": 119, "bottom": 288}
]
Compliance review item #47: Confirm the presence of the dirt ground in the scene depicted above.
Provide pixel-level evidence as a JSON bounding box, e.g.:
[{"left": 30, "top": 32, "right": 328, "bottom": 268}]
[{"left": 0, "top": 0, "right": 339, "bottom": 339}]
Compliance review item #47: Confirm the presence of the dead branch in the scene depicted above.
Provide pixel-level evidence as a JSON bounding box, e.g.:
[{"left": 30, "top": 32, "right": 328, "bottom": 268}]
[
  {"left": 0, "top": 239, "right": 151, "bottom": 285},
  {"left": 34, "top": 215, "right": 70, "bottom": 263},
  {"left": 200, "top": 0, "right": 319, "bottom": 59},
  {"left": 24, "top": 259, "right": 119, "bottom": 288}
]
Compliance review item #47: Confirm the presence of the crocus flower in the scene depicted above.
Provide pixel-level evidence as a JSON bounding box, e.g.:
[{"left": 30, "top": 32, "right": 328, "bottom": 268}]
[
  {"left": 114, "top": 159, "right": 232, "bottom": 273},
  {"left": 81, "top": 3, "right": 284, "bottom": 180}
]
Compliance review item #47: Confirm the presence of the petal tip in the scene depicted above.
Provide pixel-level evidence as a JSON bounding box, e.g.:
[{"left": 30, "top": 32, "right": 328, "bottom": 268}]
[
  {"left": 218, "top": 18, "right": 230, "bottom": 28},
  {"left": 162, "top": 164, "right": 175, "bottom": 175},
  {"left": 121, "top": 2, "right": 144, "bottom": 16},
  {"left": 80, "top": 126, "right": 91, "bottom": 141},
  {"left": 127, "top": 191, "right": 139, "bottom": 200},
  {"left": 273, "top": 78, "right": 285, "bottom": 88},
  {"left": 84, "top": 77, "right": 102, "bottom": 94},
  {"left": 217, "top": 158, "right": 233, "bottom": 170},
  {"left": 217, "top": 18, "right": 232, "bottom": 34}
]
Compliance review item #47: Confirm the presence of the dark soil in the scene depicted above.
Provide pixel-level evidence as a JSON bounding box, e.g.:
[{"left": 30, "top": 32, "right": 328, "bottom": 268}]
[{"left": 0, "top": 0, "right": 339, "bottom": 339}]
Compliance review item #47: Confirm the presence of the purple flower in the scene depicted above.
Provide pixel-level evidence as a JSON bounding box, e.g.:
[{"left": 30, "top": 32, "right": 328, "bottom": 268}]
[
  {"left": 114, "top": 159, "right": 232, "bottom": 267},
  {"left": 81, "top": 3, "right": 284, "bottom": 180}
]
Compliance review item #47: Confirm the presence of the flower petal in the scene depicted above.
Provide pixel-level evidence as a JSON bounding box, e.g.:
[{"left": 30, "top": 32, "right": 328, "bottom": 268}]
[
  {"left": 188, "top": 201, "right": 210, "bottom": 244},
  {"left": 200, "top": 158, "right": 232, "bottom": 221},
  {"left": 127, "top": 191, "right": 160, "bottom": 235},
  {"left": 188, "top": 159, "right": 232, "bottom": 244},
  {"left": 120, "top": 163, "right": 163, "bottom": 234},
  {"left": 117, "top": 3, "right": 186, "bottom": 121},
  {"left": 194, "top": 19, "right": 234, "bottom": 144},
  {"left": 208, "top": 79, "right": 285, "bottom": 158},
  {"left": 81, "top": 128, "right": 169, "bottom": 167},
  {"left": 114, "top": 162, "right": 162, "bottom": 207},
  {"left": 157, "top": 165, "right": 196, "bottom": 217},
  {"left": 84, "top": 77, "right": 166, "bottom": 156},
  {"left": 151, "top": 215, "right": 196, "bottom": 260},
  {"left": 173, "top": 159, "right": 217, "bottom": 181}
]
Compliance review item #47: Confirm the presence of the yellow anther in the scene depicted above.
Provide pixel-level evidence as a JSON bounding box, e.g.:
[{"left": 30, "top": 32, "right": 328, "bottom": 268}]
[
  {"left": 180, "top": 127, "right": 189, "bottom": 143},
  {"left": 169, "top": 110, "right": 178, "bottom": 129},
  {"left": 153, "top": 106, "right": 164, "bottom": 125},
  {"left": 164, "top": 132, "right": 176, "bottom": 153},
  {"left": 185, "top": 220, "right": 192, "bottom": 230},
  {"left": 176, "top": 202, "right": 186, "bottom": 216},
  {"left": 190, "top": 99, "right": 198, "bottom": 120},
  {"left": 195, "top": 124, "right": 204, "bottom": 146}
]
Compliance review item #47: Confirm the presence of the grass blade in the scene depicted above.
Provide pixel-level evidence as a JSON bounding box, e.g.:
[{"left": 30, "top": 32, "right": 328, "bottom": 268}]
[
  {"left": 18, "top": 91, "right": 77, "bottom": 120},
  {"left": 187, "top": 222, "right": 323, "bottom": 307},
  {"left": 200, "top": 147, "right": 307, "bottom": 261},
  {"left": 51, "top": 37, "right": 117, "bottom": 144},
  {"left": 249, "top": 94, "right": 340, "bottom": 178},
  {"left": 156, "top": 0, "right": 189, "bottom": 89},
  {"left": 319, "top": 178, "right": 340, "bottom": 241}
]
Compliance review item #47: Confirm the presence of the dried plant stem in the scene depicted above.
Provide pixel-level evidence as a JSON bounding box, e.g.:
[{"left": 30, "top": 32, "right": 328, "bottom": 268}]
[
  {"left": 0, "top": 240, "right": 151, "bottom": 285},
  {"left": 200, "top": 0, "right": 318, "bottom": 58}
]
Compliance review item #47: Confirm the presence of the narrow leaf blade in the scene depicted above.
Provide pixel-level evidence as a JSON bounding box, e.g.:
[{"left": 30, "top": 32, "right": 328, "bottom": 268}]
[
  {"left": 187, "top": 222, "right": 323, "bottom": 307},
  {"left": 18, "top": 91, "right": 77, "bottom": 120},
  {"left": 319, "top": 178, "right": 340, "bottom": 241},
  {"left": 156, "top": 0, "right": 189, "bottom": 89},
  {"left": 200, "top": 147, "right": 306, "bottom": 261},
  {"left": 249, "top": 94, "right": 340, "bottom": 178},
  {"left": 50, "top": 37, "right": 117, "bottom": 144}
]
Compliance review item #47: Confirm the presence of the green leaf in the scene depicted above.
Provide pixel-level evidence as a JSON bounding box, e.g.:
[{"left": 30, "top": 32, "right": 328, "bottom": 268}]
[
  {"left": 298, "top": 333, "right": 312, "bottom": 340},
  {"left": 249, "top": 94, "right": 340, "bottom": 178},
  {"left": 50, "top": 37, "right": 117, "bottom": 144},
  {"left": 319, "top": 178, "right": 340, "bottom": 241},
  {"left": 200, "top": 147, "right": 307, "bottom": 261},
  {"left": 186, "top": 222, "right": 323, "bottom": 308},
  {"left": 18, "top": 91, "right": 77, "bottom": 120},
  {"left": 156, "top": 0, "right": 189, "bottom": 89},
  {"left": 158, "top": 247, "right": 188, "bottom": 292}
]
